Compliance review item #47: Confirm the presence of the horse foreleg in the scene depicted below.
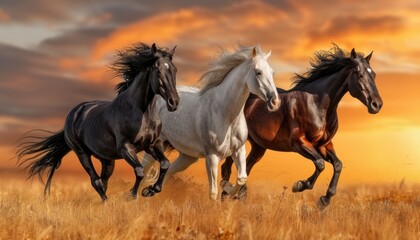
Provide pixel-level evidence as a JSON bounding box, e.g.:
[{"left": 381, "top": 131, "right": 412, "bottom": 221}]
[
  {"left": 292, "top": 137, "right": 325, "bottom": 193},
  {"left": 245, "top": 139, "right": 267, "bottom": 175},
  {"left": 221, "top": 142, "right": 266, "bottom": 201},
  {"left": 205, "top": 154, "right": 221, "bottom": 200},
  {"left": 224, "top": 146, "right": 247, "bottom": 199},
  {"left": 121, "top": 142, "right": 144, "bottom": 199},
  {"left": 319, "top": 143, "right": 343, "bottom": 207},
  {"left": 220, "top": 157, "right": 234, "bottom": 200},
  {"left": 220, "top": 139, "right": 264, "bottom": 185},
  {"left": 99, "top": 159, "right": 115, "bottom": 193},
  {"left": 221, "top": 157, "right": 234, "bottom": 184},
  {"left": 141, "top": 146, "right": 170, "bottom": 197}
]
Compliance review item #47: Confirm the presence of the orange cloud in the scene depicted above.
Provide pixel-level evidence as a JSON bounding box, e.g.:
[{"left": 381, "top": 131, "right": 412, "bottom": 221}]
[
  {"left": 58, "top": 57, "right": 83, "bottom": 70},
  {"left": 308, "top": 15, "right": 404, "bottom": 43},
  {"left": 92, "top": 8, "right": 215, "bottom": 61},
  {"left": 0, "top": 8, "right": 10, "bottom": 22},
  {"left": 90, "top": 1, "right": 297, "bottom": 86}
]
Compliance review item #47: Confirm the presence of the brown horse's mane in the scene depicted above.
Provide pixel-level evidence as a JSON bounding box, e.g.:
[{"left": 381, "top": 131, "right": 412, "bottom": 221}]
[{"left": 291, "top": 44, "right": 362, "bottom": 89}]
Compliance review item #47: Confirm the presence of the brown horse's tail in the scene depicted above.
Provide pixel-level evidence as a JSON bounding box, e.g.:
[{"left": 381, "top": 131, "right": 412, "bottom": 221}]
[{"left": 16, "top": 130, "right": 71, "bottom": 196}]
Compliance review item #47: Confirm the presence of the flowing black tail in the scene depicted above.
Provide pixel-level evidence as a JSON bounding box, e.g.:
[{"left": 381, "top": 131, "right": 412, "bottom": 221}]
[{"left": 16, "top": 130, "right": 71, "bottom": 196}]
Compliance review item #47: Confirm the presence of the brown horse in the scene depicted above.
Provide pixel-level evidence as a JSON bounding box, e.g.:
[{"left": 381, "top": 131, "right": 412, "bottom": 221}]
[{"left": 221, "top": 45, "right": 383, "bottom": 208}]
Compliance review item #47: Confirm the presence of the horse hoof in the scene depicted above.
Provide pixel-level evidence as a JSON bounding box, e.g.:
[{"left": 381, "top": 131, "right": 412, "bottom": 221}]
[
  {"left": 124, "top": 191, "right": 137, "bottom": 201},
  {"left": 235, "top": 188, "right": 248, "bottom": 203},
  {"left": 141, "top": 186, "right": 155, "bottom": 197},
  {"left": 222, "top": 181, "right": 234, "bottom": 193},
  {"left": 126, "top": 188, "right": 137, "bottom": 199},
  {"left": 221, "top": 191, "right": 229, "bottom": 201},
  {"left": 237, "top": 196, "right": 247, "bottom": 203},
  {"left": 236, "top": 178, "right": 247, "bottom": 186},
  {"left": 316, "top": 196, "right": 329, "bottom": 211},
  {"left": 292, "top": 181, "right": 303, "bottom": 192}
]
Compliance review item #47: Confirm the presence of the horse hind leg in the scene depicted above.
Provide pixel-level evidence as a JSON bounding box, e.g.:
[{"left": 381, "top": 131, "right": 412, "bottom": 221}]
[
  {"left": 99, "top": 159, "right": 115, "bottom": 193},
  {"left": 76, "top": 152, "right": 107, "bottom": 201},
  {"left": 168, "top": 153, "right": 199, "bottom": 177}
]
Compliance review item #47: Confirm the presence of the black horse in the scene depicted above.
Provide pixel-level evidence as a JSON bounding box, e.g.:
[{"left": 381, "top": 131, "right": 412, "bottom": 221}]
[{"left": 17, "top": 43, "right": 179, "bottom": 201}]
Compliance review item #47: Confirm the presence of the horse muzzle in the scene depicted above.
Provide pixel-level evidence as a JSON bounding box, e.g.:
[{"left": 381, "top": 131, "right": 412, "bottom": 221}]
[
  {"left": 367, "top": 97, "right": 383, "bottom": 114},
  {"left": 267, "top": 96, "right": 280, "bottom": 112},
  {"left": 166, "top": 96, "right": 179, "bottom": 112}
]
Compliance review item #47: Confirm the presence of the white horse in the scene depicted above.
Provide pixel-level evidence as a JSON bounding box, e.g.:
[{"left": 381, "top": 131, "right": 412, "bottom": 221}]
[{"left": 142, "top": 45, "right": 280, "bottom": 200}]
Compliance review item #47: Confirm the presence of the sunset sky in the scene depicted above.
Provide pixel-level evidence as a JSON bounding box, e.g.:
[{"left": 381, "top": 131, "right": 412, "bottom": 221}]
[{"left": 0, "top": 0, "right": 419, "bottom": 187}]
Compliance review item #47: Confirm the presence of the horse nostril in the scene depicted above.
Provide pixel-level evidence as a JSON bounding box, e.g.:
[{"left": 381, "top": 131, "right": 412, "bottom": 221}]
[
  {"left": 268, "top": 97, "right": 280, "bottom": 111},
  {"left": 271, "top": 98, "right": 280, "bottom": 107},
  {"left": 168, "top": 98, "right": 175, "bottom": 107},
  {"left": 371, "top": 101, "right": 378, "bottom": 110}
]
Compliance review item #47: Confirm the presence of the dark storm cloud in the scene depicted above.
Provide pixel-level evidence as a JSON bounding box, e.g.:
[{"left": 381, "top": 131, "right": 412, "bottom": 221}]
[
  {"left": 0, "top": 0, "right": 234, "bottom": 24},
  {"left": 0, "top": 0, "right": 112, "bottom": 23},
  {"left": 0, "top": 43, "right": 115, "bottom": 144},
  {"left": 308, "top": 15, "right": 405, "bottom": 43},
  {"left": 39, "top": 27, "right": 115, "bottom": 57},
  {"left": 0, "top": 44, "right": 113, "bottom": 119}
]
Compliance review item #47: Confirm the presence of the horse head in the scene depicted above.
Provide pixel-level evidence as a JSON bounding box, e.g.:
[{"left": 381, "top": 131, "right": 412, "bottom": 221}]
[
  {"left": 149, "top": 43, "right": 179, "bottom": 112},
  {"left": 247, "top": 46, "right": 280, "bottom": 112},
  {"left": 347, "top": 49, "right": 383, "bottom": 114}
]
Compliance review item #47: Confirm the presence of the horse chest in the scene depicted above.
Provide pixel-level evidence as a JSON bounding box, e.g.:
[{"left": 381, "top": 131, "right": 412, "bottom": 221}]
[
  {"left": 134, "top": 110, "right": 161, "bottom": 147},
  {"left": 207, "top": 118, "right": 247, "bottom": 157}
]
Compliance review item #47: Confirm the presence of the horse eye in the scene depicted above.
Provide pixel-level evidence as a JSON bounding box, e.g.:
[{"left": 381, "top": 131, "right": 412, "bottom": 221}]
[{"left": 256, "top": 70, "right": 262, "bottom": 76}]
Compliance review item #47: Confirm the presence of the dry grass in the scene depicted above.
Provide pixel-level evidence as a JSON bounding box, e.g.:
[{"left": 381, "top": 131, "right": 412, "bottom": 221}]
[{"left": 1, "top": 174, "right": 420, "bottom": 240}]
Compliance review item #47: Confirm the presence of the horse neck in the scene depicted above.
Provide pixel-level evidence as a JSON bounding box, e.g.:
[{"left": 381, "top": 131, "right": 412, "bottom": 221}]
[
  {"left": 125, "top": 71, "right": 154, "bottom": 112},
  {"left": 203, "top": 63, "right": 251, "bottom": 122},
  {"left": 297, "top": 67, "right": 350, "bottom": 113}
]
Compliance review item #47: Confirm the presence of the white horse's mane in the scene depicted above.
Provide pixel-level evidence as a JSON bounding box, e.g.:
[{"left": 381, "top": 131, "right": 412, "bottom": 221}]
[{"left": 199, "top": 45, "right": 264, "bottom": 95}]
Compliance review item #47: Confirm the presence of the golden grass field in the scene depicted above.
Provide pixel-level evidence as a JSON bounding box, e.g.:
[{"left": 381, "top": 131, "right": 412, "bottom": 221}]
[{"left": 1, "top": 170, "right": 420, "bottom": 240}]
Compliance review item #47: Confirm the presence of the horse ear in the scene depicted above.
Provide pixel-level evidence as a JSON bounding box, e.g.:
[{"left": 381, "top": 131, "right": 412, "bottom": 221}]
[
  {"left": 169, "top": 45, "right": 177, "bottom": 55},
  {"left": 265, "top": 50, "right": 272, "bottom": 60},
  {"left": 350, "top": 48, "right": 357, "bottom": 61},
  {"left": 151, "top": 43, "right": 157, "bottom": 54},
  {"left": 252, "top": 47, "right": 257, "bottom": 58},
  {"left": 365, "top": 51, "right": 373, "bottom": 63}
]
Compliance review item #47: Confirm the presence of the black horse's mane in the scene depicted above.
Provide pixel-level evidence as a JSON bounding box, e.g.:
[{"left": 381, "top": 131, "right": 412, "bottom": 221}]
[
  {"left": 111, "top": 43, "right": 173, "bottom": 94},
  {"left": 292, "top": 44, "right": 362, "bottom": 89}
]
